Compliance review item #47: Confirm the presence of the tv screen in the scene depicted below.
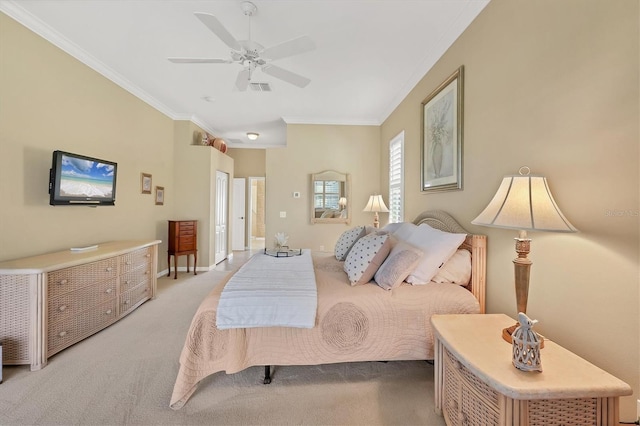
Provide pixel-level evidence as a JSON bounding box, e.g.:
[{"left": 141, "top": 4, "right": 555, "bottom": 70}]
[{"left": 49, "top": 150, "right": 117, "bottom": 206}]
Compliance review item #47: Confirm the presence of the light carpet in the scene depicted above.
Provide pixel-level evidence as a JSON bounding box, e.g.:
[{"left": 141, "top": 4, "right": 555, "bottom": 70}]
[{"left": 0, "top": 252, "right": 446, "bottom": 426}]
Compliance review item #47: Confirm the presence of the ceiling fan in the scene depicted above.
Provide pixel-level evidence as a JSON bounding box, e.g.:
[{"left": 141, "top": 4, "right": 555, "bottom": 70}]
[{"left": 168, "top": 1, "right": 315, "bottom": 91}]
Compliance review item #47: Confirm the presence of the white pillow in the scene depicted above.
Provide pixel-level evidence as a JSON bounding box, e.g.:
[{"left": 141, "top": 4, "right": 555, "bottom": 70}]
[
  {"left": 432, "top": 249, "right": 472, "bottom": 285},
  {"left": 374, "top": 240, "right": 423, "bottom": 291},
  {"left": 392, "top": 222, "right": 418, "bottom": 242},
  {"left": 380, "top": 222, "right": 403, "bottom": 234},
  {"left": 344, "top": 233, "right": 392, "bottom": 285},
  {"left": 403, "top": 224, "right": 467, "bottom": 285},
  {"left": 334, "top": 226, "right": 366, "bottom": 261}
]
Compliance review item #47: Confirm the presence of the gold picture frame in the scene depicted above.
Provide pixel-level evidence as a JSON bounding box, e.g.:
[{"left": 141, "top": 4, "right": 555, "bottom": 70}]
[
  {"left": 421, "top": 66, "right": 464, "bottom": 193},
  {"left": 155, "top": 186, "right": 164, "bottom": 205},
  {"left": 141, "top": 173, "right": 152, "bottom": 194}
]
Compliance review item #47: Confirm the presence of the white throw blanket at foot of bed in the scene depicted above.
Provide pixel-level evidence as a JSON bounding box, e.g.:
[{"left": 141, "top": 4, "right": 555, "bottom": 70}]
[{"left": 216, "top": 249, "right": 317, "bottom": 329}]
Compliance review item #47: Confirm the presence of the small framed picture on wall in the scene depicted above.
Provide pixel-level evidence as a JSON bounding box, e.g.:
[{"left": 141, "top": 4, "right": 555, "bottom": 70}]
[
  {"left": 155, "top": 186, "right": 164, "bottom": 205},
  {"left": 141, "top": 173, "right": 152, "bottom": 194}
]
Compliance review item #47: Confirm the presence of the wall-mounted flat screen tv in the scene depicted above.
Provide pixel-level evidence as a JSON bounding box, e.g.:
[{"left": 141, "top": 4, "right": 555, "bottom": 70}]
[{"left": 49, "top": 150, "right": 117, "bottom": 206}]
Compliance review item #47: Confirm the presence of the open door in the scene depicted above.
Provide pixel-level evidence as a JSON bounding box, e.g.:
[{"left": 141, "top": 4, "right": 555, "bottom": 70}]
[{"left": 232, "top": 178, "right": 246, "bottom": 251}]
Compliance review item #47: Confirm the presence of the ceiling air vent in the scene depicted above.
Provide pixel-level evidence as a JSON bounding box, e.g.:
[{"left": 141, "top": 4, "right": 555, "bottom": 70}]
[{"left": 249, "top": 82, "right": 272, "bottom": 92}]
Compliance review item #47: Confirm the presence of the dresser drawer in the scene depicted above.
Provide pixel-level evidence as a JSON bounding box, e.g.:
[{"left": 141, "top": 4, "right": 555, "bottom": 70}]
[
  {"left": 120, "top": 265, "right": 152, "bottom": 293},
  {"left": 443, "top": 346, "right": 499, "bottom": 426},
  {"left": 48, "top": 259, "right": 117, "bottom": 297},
  {"left": 120, "top": 282, "right": 150, "bottom": 316},
  {"left": 47, "top": 299, "right": 117, "bottom": 356},
  {"left": 48, "top": 279, "right": 116, "bottom": 324},
  {"left": 177, "top": 236, "right": 195, "bottom": 251},
  {"left": 120, "top": 247, "right": 153, "bottom": 274},
  {"left": 178, "top": 221, "right": 195, "bottom": 232}
]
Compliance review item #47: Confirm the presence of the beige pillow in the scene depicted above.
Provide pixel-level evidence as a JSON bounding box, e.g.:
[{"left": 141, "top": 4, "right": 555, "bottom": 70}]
[
  {"left": 432, "top": 249, "right": 472, "bottom": 285},
  {"left": 374, "top": 240, "right": 423, "bottom": 290},
  {"left": 344, "top": 233, "right": 392, "bottom": 285}
]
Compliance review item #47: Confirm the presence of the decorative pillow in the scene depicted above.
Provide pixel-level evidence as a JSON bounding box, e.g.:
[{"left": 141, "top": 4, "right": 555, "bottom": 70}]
[
  {"left": 381, "top": 222, "right": 403, "bottom": 234},
  {"left": 403, "top": 224, "right": 467, "bottom": 285},
  {"left": 432, "top": 249, "right": 472, "bottom": 285},
  {"left": 391, "top": 222, "right": 418, "bottom": 242},
  {"left": 321, "top": 209, "right": 338, "bottom": 218},
  {"left": 344, "top": 233, "right": 392, "bottom": 285},
  {"left": 334, "top": 226, "right": 366, "bottom": 261},
  {"left": 374, "top": 240, "right": 423, "bottom": 290}
]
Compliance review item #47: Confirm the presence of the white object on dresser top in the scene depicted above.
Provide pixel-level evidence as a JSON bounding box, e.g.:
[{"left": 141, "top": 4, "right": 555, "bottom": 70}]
[{"left": 431, "top": 313, "right": 632, "bottom": 400}]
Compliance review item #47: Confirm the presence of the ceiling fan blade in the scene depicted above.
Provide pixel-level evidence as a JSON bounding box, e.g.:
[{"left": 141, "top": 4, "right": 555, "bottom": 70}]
[
  {"left": 235, "top": 69, "right": 250, "bottom": 91},
  {"left": 168, "top": 57, "right": 231, "bottom": 64},
  {"left": 262, "top": 64, "right": 311, "bottom": 88},
  {"left": 194, "top": 12, "right": 241, "bottom": 51},
  {"left": 262, "top": 36, "right": 316, "bottom": 60}
]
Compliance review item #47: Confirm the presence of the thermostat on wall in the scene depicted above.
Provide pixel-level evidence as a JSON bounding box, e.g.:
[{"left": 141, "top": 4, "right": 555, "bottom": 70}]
[{"left": 293, "top": 192, "right": 300, "bottom": 198}]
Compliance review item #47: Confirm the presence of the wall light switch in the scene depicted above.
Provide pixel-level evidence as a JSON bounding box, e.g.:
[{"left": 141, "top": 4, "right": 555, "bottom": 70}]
[
  {"left": 280, "top": 211, "right": 286, "bottom": 218},
  {"left": 293, "top": 192, "right": 300, "bottom": 198}
]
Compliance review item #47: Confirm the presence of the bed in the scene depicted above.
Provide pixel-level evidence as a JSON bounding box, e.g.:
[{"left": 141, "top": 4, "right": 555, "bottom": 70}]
[{"left": 170, "top": 210, "right": 486, "bottom": 409}]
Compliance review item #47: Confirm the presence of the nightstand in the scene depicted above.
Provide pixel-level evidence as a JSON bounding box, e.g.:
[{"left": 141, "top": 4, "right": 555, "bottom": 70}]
[{"left": 431, "top": 314, "right": 632, "bottom": 426}]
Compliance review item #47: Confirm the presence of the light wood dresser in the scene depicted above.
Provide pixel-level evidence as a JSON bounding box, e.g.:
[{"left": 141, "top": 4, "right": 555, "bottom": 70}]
[
  {"left": 0, "top": 240, "right": 160, "bottom": 371},
  {"left": 431, "top": 314, "right": 632, "bottom": 426},
  {"left": 167, "top": 220, "right": 197, "bottom": 279}
]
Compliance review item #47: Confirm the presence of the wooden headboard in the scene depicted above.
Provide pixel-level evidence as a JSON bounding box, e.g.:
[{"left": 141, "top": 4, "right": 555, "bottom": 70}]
[{"left": 412, "top": 210, "right": 486, "bottom": 313}]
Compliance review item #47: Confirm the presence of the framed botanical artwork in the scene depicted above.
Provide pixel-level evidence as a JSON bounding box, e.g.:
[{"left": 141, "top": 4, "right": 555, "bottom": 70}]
[
  {"left": 155, "top": 186, "right": 164, "bottom": 205},
  {"left": 141, "top": 173, "right": 152, "bottom": 194},
  {"left": 421, "top": 66, "right": 464, "bottom": 193}
]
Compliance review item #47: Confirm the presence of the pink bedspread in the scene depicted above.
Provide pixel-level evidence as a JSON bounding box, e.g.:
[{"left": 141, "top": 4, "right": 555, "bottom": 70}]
[{"left": 170, "top": 252, "right": 480, "bottom": 409}]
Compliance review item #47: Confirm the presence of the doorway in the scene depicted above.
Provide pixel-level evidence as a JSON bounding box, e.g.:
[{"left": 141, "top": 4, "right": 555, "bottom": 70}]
[
  {"left": 214, "top": 170, "right": 229, "bottom": 264},
  {"left": 248, "top": 177, "right": 265, "bottom": 251}
]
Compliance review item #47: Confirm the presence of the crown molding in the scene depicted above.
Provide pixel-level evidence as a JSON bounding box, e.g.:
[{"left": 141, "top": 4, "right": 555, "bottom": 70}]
[
  {"left": 1, "top": 0, "right": 180, "bottom": 120},
  {"left": 282, "top": 116, "right": 381, "bottom": 126}
]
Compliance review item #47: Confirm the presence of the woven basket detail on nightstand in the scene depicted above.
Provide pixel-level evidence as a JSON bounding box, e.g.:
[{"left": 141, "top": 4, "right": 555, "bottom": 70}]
[
  {"left": 48, "top": 258, "right": 117, "bottom": 298},
  {"left": 120, "top": 247, "right": 153, "bottom": 274},
  {"left": 527, "top": 398, "right": 598, "bottom": 425},
  {"left": 0, "top": 275, "right": 31, "bottom": 363}
]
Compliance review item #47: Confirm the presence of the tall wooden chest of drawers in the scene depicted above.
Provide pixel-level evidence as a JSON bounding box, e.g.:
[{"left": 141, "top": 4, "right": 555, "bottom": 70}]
[
  {"left": 0, "top": 240, "right": 160, "bottom": 371},
  {"left": 167, "top": 220, "right": 198, "bottom": 279}
]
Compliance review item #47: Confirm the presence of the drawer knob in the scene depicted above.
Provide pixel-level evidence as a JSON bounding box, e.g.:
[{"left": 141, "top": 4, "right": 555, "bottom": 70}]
[
  {"left": 125, "top": 280, "right": 131, "bottom": 285},
  {"left": 145, "top": 254, "right": 150, "bottom": 258},
  {"left": 59, "top": 279, "right": 68, "bottom": 285},
  {"left": 124, "top": 300, "right": 129, "bottom": 305},
  {"left": 59, "top": 331, "right": 67, "bottom": 337},
  {"left": 106, "top": 267, "right": 113, "bottom": 272},
  {"left": 106, "top": 288, "right": 113, "bottom": 294},
  {"left": 105, "top": 309, "right": 112, "bottom": 314},
  {"left": 144, "top": 270, "right": 149, "bottom": 275},
  {"left": 58, "top": 305, "right": 67, "bottom": 312},
  {"left": 126, "top": 261, "right": 132, "bottom": 265}
]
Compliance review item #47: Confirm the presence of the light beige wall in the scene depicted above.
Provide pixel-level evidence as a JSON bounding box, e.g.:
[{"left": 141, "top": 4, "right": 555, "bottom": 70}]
[
  {"left": 173, "top": 121, "right": 234, "bottom": 268},
  {"left": 265, "top": 124, "right": 381, "bottom": 251},
  {"left": 0, "top": 13, "right": 174, "bottom": 265},
  {"left": 227, "top": 148, "right": 266, "bottom": 177},
  {"left": 381, "top": 0, "right": 639, "bottom": 418}
]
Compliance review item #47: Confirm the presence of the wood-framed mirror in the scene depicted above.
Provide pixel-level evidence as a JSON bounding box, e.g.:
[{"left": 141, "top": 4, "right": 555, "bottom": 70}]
[{"left": 310, "top": 170, "right": 351, "bottom": 224}]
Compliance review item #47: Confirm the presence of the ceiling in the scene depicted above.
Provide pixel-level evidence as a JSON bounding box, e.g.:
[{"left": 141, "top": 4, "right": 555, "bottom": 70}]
[{"left": 1, "top": 0, "right": 489, "bottom": 148}]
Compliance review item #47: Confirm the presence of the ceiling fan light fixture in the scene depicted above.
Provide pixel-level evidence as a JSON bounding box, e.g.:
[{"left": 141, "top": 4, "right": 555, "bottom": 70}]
[{"left": 247, "top": 132, "right": 259, "bottom": 140}]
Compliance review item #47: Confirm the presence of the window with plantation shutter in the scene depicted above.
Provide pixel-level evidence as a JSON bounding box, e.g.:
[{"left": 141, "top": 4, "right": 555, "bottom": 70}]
[{"left": 389, "top": 132, "right": 404, "bottom": 223}]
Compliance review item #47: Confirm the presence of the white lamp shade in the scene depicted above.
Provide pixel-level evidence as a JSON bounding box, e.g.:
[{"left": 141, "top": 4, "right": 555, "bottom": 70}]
[
  {"left": 472, "top": 174, "right": 577, "bottom": 233},
  {"left": 363, "top": 195, "right": 389, "bottom": 213}
]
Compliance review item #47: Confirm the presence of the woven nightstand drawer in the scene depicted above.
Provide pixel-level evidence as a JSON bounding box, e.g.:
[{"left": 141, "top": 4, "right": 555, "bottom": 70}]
[
  {"left": 119, "top": 282, "right": 150, "bottom": 316},
  {"left": 120, "top": 265, "right": 152, "bottom": 293},
  {"left": 48, "top": 279, "right": 116, "bottom": 324},
  {"left": 47, "top": 299, "right": 117, "bottom": 356},
  {"left": 48, "top": 258, "right": 117, "bottom": 298},
  {"left": 120, "top": 247, "right": 153, "bottom": 274}
]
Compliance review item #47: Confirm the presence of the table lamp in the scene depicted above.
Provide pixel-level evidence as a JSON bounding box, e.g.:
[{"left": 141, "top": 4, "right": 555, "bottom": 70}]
[
  {"left": 363, "top": 195, "right": 389, "bottom": 228},
  {"left": 338, "top": 197, "right": 347, "bottom": 208},
  {"left": 471, "top": 167, "right": 577, "bottom": 343}
]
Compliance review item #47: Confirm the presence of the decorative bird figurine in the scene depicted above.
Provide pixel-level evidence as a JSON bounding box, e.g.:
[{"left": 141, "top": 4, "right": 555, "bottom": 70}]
[{"left": 512, "top": 312, "right": 543, "bottom": 372}]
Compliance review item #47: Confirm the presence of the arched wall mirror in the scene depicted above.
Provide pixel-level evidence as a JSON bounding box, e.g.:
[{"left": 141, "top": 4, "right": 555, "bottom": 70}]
[{"left": 310, "top": 170, "right": 351, "bottom": 224}]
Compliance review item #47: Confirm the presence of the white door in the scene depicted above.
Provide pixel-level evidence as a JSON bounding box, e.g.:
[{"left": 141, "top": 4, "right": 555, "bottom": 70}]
[
  {"left": 215, "top": 171, "right": 229, "bottom": 264},
  {"left": 232, "top": 178, "right": 246, "bottom": 251}
]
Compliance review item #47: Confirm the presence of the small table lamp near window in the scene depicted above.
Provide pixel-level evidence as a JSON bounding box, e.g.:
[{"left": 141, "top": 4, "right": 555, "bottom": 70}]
[
  {"left": 363, "top": 195, "right": 389, "bottom": 228},
  {"left": 471, "top": 167, "right": 577, "bottom": 343}
]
